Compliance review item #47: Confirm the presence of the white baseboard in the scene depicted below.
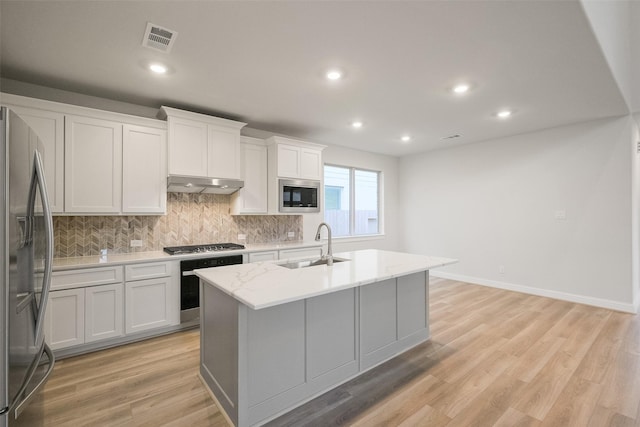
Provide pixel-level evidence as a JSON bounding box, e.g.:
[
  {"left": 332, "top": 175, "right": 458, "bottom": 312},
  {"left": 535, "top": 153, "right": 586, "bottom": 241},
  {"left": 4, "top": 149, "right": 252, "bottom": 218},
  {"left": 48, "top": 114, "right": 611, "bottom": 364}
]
[{"left": 430, "top": 271, "right": 637, "bottom": 314}]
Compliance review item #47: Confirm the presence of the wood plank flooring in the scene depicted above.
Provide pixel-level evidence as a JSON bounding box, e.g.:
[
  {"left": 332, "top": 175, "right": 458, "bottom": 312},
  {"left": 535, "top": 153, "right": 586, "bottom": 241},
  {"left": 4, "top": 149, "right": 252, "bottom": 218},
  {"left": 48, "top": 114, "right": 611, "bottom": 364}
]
[{"left": 15, "top": 278, "right": 640, "bottom": 426}]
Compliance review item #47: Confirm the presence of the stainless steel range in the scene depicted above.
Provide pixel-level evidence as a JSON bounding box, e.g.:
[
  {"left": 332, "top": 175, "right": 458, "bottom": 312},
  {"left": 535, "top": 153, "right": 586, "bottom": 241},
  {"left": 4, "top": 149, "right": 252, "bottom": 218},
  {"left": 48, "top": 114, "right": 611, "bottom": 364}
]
[
  {"left": 164, "top": 243, "right": 244, "bottom": 324},
  {"left": 163, "top": 242, "right": 245, "bottom": 255}
]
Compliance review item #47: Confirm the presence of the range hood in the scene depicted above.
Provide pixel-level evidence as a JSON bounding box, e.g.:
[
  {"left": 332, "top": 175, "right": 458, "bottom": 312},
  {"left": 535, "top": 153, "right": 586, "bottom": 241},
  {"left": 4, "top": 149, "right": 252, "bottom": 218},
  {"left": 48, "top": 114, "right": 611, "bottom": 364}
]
[{"left": 167, "top": 176, "right": 244, "bottom": 195}]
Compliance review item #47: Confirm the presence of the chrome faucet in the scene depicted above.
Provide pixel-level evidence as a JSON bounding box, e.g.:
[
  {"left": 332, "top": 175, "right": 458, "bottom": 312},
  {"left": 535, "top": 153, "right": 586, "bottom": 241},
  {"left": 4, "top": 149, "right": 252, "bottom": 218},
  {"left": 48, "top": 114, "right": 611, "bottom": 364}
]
[{"left": 315, "top": 222, "right": 333, "bottom": 266}]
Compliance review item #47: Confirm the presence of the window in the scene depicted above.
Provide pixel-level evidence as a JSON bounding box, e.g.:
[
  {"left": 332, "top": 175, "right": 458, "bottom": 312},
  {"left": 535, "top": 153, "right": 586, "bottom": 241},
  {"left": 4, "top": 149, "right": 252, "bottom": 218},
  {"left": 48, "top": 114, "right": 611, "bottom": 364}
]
[
  {"left": 325, "top": 186, "right": 342, "bottom": 210},
  {"left": 324, "top": 165, "right": 380, "bottom": 237}
]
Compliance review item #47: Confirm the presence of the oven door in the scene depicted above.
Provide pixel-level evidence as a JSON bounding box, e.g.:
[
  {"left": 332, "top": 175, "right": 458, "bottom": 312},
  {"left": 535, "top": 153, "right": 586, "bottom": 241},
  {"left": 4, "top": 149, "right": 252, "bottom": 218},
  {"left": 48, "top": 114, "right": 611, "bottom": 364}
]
[
  {"left": 180, "top": 270, "right": 200, "bottom": 324},
  {"left": 179, "top": 255, "right": 244, "bottom": 324}
]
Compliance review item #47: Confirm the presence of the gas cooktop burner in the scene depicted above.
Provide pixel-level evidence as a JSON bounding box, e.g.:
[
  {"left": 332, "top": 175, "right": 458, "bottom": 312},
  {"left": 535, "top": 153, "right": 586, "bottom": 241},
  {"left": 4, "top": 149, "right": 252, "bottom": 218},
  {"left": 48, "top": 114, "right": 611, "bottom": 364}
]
[{"left": 163, "top": 243, "right": 245, "bottom": 255}]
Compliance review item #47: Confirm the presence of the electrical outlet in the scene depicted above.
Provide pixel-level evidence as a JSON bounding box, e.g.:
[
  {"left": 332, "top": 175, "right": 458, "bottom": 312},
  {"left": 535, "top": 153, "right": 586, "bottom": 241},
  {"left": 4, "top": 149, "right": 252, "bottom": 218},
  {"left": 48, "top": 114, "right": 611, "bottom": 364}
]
[
  {"left": 287, "top": 231, "right": 295, "bottom": 238},
  {"left": 238, "top": 234, "right": 247, "bottom": 241},
  {"left": 498, "top": 265, "right": 505, "bottom": 274},
  {"left": 130, "top": 240, "right": 143, "bottom": 247}
]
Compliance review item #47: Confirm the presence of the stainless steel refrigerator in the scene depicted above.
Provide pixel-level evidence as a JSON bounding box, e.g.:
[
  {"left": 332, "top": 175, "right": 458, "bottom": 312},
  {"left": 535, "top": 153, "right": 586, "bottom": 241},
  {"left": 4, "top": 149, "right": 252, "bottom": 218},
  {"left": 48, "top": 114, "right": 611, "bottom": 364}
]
[{"left": 1, "top": 107, "right": 55, "bottom": 427}]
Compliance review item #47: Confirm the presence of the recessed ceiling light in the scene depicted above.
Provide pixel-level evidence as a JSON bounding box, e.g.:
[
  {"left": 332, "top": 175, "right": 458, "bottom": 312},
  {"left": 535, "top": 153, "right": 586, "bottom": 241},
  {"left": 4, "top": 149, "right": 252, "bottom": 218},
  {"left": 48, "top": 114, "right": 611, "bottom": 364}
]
[
  {"left": 326, "top": 70, "right": 342, "bottom": 81},
  {"left": 351, "top": 121, "right": 363, "bottom": 129},
  {"left": 496, "top": 110, "right": 512, "bottom": 119},
  {"left": 149, "top": 63, "right": 168, "bottom": 74},
  {"left": 452, "top": 84, "right": 470, "bottom": 94},
  {"left": 401, "top": 135, "right": 411, "bottom": 142}
]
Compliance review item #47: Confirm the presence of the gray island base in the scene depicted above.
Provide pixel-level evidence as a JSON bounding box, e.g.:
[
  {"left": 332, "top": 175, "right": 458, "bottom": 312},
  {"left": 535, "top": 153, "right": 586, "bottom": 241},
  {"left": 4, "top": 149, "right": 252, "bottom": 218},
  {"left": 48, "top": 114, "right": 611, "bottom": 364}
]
[{"left": 196, "top": 249, "right": 457, "bottom": 427}]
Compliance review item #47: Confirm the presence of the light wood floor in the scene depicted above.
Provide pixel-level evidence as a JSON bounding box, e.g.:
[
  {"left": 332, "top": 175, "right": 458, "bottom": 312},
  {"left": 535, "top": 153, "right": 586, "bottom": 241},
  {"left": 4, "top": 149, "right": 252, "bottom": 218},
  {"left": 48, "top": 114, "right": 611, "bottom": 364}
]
[{"left": 17, "top": 278, "right": 640, "bottom": 426}]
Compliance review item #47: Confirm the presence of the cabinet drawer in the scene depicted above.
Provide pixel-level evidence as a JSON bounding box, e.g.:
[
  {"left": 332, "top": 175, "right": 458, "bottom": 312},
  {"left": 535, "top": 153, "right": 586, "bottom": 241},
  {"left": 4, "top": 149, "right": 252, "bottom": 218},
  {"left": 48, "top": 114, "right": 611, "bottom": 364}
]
[
  {"left": 279, "top": 247, "right": 322, "bottom": 260},
  {"left": 125, "top": 262, "right": 172, "bottom": 281},
  {"left": 248, "top": 251, "right": 279, "bottom": 263},
  {"left": 51, "top": 266, "right": 123, "bottom": 291}
]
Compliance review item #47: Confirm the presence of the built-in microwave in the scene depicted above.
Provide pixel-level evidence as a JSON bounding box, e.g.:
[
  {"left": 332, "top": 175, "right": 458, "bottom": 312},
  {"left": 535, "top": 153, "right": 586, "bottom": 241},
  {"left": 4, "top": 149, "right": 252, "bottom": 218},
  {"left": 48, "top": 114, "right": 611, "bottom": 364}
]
[{"left": 279, "top": 179, "right": 320, "bottom": 213}]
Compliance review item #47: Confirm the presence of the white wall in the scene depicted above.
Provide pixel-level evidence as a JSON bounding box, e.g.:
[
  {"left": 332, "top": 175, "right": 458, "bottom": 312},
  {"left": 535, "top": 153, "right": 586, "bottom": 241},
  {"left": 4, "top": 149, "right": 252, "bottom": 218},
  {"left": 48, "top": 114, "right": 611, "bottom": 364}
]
[
  {"left": 632, "top": 0, "right": 640, "bottom": 113},
  {"left": 1, "top": 78, "right": 159, "bottom": 118},
  {"left": 633, "top": 117, "right": 640, "bottom": 310},
  {"left": 399, "top": 116, "right": 635, "bottom": 311}
]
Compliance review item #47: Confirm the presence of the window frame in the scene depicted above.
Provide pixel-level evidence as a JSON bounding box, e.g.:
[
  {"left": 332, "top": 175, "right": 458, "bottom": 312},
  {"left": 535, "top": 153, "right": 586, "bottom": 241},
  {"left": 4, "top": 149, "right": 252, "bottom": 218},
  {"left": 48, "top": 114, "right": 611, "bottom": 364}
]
[{"left": 323, "top": 163, "right": 382, "bottom": 238}]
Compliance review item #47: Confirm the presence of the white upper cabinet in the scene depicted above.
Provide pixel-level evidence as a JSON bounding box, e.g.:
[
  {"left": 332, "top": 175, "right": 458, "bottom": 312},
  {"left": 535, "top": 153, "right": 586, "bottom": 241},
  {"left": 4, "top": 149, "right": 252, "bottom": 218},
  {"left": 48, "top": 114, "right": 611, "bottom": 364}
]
[
  {"left": 3, "top": 105, "right": 65, "bottom": 212},
  {"left": 231, "top": 137, "right": 268, "bottom": 214},
  {"left": 2, "top": 93, "right": 168, "bottom": 216},
  {"left": 166, "top": 116, "right": 208, "bottom": 177},
  {"left": 208, "top": 125, "right": 242, "bottom": 179},
  {"left": 277, "top": 143, "right": 301, "bottom": 178},
  {"left": 299, "top": 147, "right": 323, "bottom": 181},
  {"left": 122, "top": 125, "right": 167, "bottom": 214},
  {"left": 267, "top": 136, "right": 325, "bottom": 181},
  {"left": 160, "top": 106, "right": 246, "bottom": 179},
  {"left": 65, "top": 115, "right": 123, "bottom": 213}
]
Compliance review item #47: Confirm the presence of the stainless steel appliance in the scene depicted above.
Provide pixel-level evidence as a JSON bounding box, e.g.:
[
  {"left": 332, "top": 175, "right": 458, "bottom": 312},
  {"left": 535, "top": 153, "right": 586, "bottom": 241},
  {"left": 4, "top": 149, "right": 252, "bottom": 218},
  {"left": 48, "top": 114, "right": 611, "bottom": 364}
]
[
  {"left": 1, "top": 108, "right": 55, "bottom": 427},
  {"left": 166, "top": 176, "right": 244, "bottom": 195},
  {"left": 163, "top": 243, "right": 244, "bottom": 324},
  {"left": 163, "top": 242, "right": 245, "bottom": 255},
  {"left": 279, "top": 179, "right": 320, "bottom": 213}
]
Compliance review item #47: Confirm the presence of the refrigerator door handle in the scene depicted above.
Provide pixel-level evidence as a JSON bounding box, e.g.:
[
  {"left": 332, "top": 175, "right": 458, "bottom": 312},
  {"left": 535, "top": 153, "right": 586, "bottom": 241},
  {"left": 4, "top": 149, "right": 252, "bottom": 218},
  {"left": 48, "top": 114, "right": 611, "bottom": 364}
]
[
  {"left": 12, "top": 343, "right": 55, "bottom": 419},
  {"left": 27, "top": 151, "right": 54, "bottom": 345}
]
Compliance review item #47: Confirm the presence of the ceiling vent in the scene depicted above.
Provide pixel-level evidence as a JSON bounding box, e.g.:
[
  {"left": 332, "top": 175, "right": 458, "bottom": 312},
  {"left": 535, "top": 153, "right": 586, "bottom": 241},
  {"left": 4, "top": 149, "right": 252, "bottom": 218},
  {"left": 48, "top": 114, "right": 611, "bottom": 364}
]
[{"left": 142, "top": 22, "right": 178, "bottom": 53}]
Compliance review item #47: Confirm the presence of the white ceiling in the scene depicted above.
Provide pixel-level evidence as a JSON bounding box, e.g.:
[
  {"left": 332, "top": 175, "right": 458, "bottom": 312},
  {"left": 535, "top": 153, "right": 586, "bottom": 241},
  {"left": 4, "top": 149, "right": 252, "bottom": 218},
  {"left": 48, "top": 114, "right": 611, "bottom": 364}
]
[{"left": 0, "top": 1, "right": 632, "bottom": 157}]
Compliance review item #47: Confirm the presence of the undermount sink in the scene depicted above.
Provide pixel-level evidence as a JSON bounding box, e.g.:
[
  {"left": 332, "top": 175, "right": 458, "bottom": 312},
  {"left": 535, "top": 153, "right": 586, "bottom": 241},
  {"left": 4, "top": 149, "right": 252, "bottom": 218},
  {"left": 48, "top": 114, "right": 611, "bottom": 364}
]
[{"left": 279, "top": 257, "right": 349, "bottom": 269}]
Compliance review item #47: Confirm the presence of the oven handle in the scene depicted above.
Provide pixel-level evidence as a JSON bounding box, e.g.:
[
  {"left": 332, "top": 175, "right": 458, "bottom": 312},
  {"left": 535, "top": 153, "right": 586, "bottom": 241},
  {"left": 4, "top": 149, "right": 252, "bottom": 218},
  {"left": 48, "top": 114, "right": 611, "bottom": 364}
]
[{"left": 182, "top": 271, "right": 197, "bottom": 277}]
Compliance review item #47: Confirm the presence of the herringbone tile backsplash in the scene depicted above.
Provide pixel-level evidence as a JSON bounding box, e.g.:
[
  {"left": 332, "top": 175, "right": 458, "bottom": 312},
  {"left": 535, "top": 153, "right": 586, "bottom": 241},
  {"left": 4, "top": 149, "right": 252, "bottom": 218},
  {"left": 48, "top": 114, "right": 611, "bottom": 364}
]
[{"left": 53, "top": 193, "right": 302, "bottom": 257}]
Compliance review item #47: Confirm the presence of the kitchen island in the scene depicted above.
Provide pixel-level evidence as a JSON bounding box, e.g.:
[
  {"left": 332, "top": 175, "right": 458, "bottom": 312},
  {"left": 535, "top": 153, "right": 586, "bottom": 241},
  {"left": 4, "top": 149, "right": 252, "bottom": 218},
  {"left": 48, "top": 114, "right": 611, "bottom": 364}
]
[{"left": 196, "top": 249, "right": 456, "bottom": 427}]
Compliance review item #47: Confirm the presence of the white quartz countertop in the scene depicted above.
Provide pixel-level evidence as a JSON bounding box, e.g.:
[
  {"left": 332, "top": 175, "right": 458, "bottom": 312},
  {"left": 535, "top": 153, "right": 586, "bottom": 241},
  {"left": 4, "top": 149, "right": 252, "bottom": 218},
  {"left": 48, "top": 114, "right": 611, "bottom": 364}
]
[
  {"left": 195, "top": 249, "right": 457, "bottom": 310},
  {"left": 51, "top": 241, "right": 323, "bottom": 271}
]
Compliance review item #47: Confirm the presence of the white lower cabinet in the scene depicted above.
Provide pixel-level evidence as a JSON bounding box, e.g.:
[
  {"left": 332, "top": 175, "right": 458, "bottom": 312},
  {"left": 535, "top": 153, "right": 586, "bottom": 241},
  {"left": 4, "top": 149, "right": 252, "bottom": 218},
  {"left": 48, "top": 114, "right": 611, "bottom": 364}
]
[
  {"left": 279, "top": 247, "right": 322, "bottom": 260},
  {"left": 45, "top": 288, "right": 85, "bottom": 350},
  {"left": 46, "top": 261, "right": 178, "bottom": 352},
  {"left": 45, "top": 284, "right": 124, "bottom": 350},
  {"left": 248, "top": 250, "right": 279, "bottom": 263},
  {"left": 248, "top": 247, "right": 322, "bottom": 263},
  {"left": 85, "top": 283, "right": 124, "bottom": 343},
  {"left": 124, "top": 260, "right": 178, "bottom": 334},
  {"left": 125, "top": 277, "right": 172, "bottom": 334}
]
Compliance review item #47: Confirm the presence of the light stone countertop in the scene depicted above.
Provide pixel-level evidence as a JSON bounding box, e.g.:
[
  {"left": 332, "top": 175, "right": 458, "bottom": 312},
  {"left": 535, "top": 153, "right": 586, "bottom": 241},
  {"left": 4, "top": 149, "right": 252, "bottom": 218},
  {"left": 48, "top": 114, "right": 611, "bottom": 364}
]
[
  {"left": 51, "top": 241, "right": 323, "bottom": 271},
  {"left": 195, "top": 249, "right": 457, "bottom": 310}
]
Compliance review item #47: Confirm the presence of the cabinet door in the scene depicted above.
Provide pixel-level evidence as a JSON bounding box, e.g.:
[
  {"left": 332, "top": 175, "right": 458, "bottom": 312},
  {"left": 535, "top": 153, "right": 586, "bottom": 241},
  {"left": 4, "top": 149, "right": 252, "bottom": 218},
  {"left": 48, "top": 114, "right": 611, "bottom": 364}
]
[
  {"left": 85, "top": 283, "right": 124, "bottom": 343},
  {"left": 7, "top": 106, "right": 65, "bottom": 212},
  {"left": 208, "top": 125, "right": 241, "bottom": 179},
  {"left": 45, "top": 288, "right": 85, "bottom": 350},
  {"left": 232, "top": 142, "right": 267, "bottom": 214},
  {"left": 300, "top": 148, "right": 322, "bottom": 180},
  {"left": 65, "top": 115, "right": 122, "bottom": 213},
  {"left": 123, "top": 125, "right": 167, "bottom": 214},
  {"left": 277, "top": 144, "right": 301, "bottom": 178},
  {"left": 125, "top": 277, "right": 172, "bottom": 334},
  {"left": 167, "top": 116, "right": 208, "bottom": 177}
]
